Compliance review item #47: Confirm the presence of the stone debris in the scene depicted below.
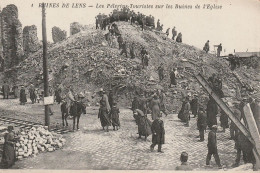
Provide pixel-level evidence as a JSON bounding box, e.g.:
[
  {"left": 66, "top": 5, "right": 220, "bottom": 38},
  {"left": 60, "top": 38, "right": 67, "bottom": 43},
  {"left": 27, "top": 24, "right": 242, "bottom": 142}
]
[
  {"left": 15, "top": 125, "right": 65, "bottom": 160},
  {"left": 52, "top": 26, "right": 67, "bottom": 43}
]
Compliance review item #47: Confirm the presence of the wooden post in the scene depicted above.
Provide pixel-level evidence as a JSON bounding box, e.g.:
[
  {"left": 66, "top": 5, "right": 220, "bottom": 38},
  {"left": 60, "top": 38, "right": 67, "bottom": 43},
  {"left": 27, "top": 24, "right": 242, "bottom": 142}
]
[
  {"left": 243, "top": 104, "right": 260, "bottom": 170},
  {"left": 42, "top": 3, "right": 50, "bottom": 129}
]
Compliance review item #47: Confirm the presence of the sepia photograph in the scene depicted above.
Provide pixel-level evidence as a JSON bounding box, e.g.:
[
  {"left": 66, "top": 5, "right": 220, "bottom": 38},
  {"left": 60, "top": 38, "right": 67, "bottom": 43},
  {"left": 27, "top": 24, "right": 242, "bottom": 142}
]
[{"left": 0, "top": 0, "right": 259, "bottom": 171}]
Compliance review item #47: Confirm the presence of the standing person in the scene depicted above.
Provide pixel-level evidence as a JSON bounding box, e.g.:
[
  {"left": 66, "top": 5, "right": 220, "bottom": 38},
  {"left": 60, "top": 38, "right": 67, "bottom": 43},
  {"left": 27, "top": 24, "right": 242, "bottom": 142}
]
[
  {"left": 159, "top": 90, "right": 167, "bottom": 116},
  {"left": 110, "top": 102, "right": 120, "bottom": 130},
  {"left": 157, "top": 63, "right": 164, "bottom": 81},
  {"left": 156, "top": 19, "right": 160, "bottom": 30},
  {"left": 172, "top": 27, "right": 177, "bottom": 40},
  {"left": 230, "top": 108, "right": 241, "bottom": 140},
  {"left": 150, "top": 95, "right": 161, "bottom": 120},
  {"left": 141, "top": 17, "right": 146, "bottom": 31},
  {"left": 203, "top": 40, "right": 210, "bottom": 53},
  {"left": 129, "top": 42, "right": 135, "bottom": 59},
  {"left": 48, "top": 85, "right": 54, "bottom": 115},
  {"left": 139, "top": 93, "right": 148, "bottom": 115},
  {"left": 117, "top": 34, "right": 123, "bottom": 50},
  {"left": 134, "top": 109, "right": 152, "bottom": 141},
  {"left": 54, "top": 86, "right": 62, "bottom": 104},
  {"left": 190, "top": 94, "right": 199, "bottom": 118},
  {"left": 12, "top": 85, "right": 19, "bottom": 99},
  {"left": 206, "top": 98, "right": 218, "bottom": 128},
  {"left": 206, "top": 125, "right": 222, "bottom": 168},
  {"left": 175, "top": 152, "right": 193, "bottom": 171},
  {"left": 98, "top": 89, "right": 111, "bottom": 132},
  {"left": 176, "top": 33, "right": 182, "bottom": 43},
  {"left": 150, "top": 115, "right": 165, "bottom": 153},
  {"left": 19, "top": 86, "right": 27, "bottom": 105},
  {"left": 217, "top": 43, "right": 222, "bottom": 57},
  {"left": 183, "top": 97, "right": 191, "bottom": 127},
  {"left": 95, "top": 16, "right": 99, "bottom": 29},
  {"left": 166, "top": 28, "right": 170, "bottom": 37},
  {"left": 108, "top": 89, "right": 115, "bottom": 109},
  {"left": 1, "top": 126, "right": 16, "bottom": 169},
  {"left": 120, "top": 41, "right": 128, "bottom": 57},
  {"left": 220, "top": 109, "right": 229, "bottom": 132},
  {"left": 2, "top": 81, "right": 10, "bottom": 99},
  {"left": 28, "top": 83, "right": 36, "bottom": 104},
  {"left": 66, "top": 85, "right": 76, "bottom": 118},
  {"left": 197, "top": 107, "right": 207, "bottom": 142},
  {"left": 169, "top": 68, "right": 177, "bottom": 88}
]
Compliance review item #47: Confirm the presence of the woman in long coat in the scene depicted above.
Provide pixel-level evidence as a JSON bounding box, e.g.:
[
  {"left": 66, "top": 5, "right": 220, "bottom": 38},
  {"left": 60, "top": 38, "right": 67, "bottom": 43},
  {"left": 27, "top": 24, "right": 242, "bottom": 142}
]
[
  {"left": 206, "top": 98, "right": 218, "bottom": 128},
  {"left": 2, "top": 126, "right": 16, "bottom": 168},
  {"left": 19, "top": 86, "right": 27, "bottom": 105},
  {"left": 134, "top": 109, "right": 152, "bottom": 141},
  {"left": 98, "top": 89, "right": 111, "bottom": 132},
  {"left": 150, "top": 95, "right": 161, "bottom": 120}
]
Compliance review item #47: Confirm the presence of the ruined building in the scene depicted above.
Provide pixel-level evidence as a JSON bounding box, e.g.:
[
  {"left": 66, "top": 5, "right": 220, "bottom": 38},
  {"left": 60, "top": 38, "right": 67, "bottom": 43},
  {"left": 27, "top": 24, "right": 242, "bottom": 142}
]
[
  {"left": 0, "top": 4, "right": 24, "bottom": 71},
  {"left": 23, "top": 25, "right": 40, "bottom": 54},
  {"left": 70, "top": 22, "right": 83, "bottom": 36},
  {"left": 52, "top": 26, "right": 67, "bottom": 43}
]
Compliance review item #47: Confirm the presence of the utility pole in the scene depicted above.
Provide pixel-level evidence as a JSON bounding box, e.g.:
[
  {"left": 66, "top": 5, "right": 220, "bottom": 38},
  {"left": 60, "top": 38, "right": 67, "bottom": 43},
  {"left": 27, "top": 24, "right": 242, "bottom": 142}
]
[{"left": 42, "top": 3, "right": 50, "bottom": 129}]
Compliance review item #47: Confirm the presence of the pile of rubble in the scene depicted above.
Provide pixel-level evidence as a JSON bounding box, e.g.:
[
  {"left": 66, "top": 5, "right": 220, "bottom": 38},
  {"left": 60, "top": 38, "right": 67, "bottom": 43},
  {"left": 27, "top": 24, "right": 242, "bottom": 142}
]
[
  {"left": 70, "top": 22, "right": 84, "bottom": 36},
  {"left": 23, "top": 25, "right": 41, "bottom": 54},
  {"left": 11, "top": 21, "right": 260, "bottom": 111},
  {"left": 52, "top": 26, "right": 67, "bottom": 43},
  {"left": 15, "top": 126, "right": 65, "bottom": 159}
]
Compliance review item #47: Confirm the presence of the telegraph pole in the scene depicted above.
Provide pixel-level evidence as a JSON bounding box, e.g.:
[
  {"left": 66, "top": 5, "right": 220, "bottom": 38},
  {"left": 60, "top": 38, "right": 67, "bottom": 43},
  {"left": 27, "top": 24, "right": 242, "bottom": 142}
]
[{"left": 42, "top": 3, "right": 50, "bottom": 128}]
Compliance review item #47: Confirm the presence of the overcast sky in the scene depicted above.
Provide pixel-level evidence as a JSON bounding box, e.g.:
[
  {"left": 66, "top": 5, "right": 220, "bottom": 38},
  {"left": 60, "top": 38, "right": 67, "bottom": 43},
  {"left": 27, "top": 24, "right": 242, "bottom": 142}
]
[{"left": 1, "top": 0, "right": 260, "bottom": 54}]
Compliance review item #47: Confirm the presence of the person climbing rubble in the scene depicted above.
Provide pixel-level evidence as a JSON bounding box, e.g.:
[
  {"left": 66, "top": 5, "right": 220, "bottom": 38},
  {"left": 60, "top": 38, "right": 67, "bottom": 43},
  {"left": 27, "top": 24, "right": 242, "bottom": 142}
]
[
  {"left": 117, "top": 34, "right": 123, "bottom": 50},
  {"left": 217, "top": 43, "right": 222, "bottom": 57},
  {"left": 203, "top": 40, "right": 210, "bottom": 53},
  {"left": 169, "top": 68, "right": 177, "bottom": 87},
  {"left": 120, "top": 41, "right": 128, "bottom": 57},
  {"left": 172, "top": 27, "right": 177, "bottom": 40},
  {"left": 166, "top": 28, "right": 170, "bottom": 37},
  {"left": 176, "top": 33, "right": 182, "bottom": 43}
]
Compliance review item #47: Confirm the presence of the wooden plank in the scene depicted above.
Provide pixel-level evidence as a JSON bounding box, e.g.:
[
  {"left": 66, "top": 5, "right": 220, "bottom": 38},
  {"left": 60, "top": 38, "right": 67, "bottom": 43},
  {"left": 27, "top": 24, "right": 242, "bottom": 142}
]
[{"left": 243, "top": 104, "right": 260, "bottom": 170}]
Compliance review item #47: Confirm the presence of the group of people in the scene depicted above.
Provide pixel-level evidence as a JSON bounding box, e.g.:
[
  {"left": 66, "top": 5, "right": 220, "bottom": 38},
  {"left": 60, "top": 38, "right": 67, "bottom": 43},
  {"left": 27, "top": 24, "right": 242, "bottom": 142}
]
[
  {"left": 164, "top": 26, "right": 182, "bottom": 43},
  {"left": 203, "top": 40, "right": 223, "bottom": 57}
]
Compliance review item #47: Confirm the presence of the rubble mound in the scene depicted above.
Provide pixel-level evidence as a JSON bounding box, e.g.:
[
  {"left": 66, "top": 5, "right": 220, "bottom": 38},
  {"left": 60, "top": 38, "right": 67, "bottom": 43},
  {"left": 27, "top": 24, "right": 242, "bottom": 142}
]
[{"left": 11, "top": 22, "right": 260, "bottom": 111}]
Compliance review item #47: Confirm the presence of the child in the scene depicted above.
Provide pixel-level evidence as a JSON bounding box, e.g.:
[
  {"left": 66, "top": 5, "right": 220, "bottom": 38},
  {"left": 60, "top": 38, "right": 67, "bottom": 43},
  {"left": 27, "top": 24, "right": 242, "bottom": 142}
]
[{"left": 110, "top": 102, "right": 120, "bottom": 130}]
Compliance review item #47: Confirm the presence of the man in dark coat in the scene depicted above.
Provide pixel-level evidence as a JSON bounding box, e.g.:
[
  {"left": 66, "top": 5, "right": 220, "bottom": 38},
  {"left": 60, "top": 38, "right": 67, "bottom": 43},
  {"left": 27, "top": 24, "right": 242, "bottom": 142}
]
[
  {"left": 110, "top": 102, "right": 120, "bottom": 130},
  {"left": 120, "top": 41, "right": 128, "bottom": 57},
  {"left": 134, "top": 109, "right": 152, "bottom": 141},
  {"left": 166, "top": 28, "right": 170, "bottom": 37},
  {"left": 220, "top": 109, "right": 229, "bottom": 132},
  {"left": 176, "top": 33, "right": 182, "bottom": 43},
  {"left": 157, "top": 64, "right": 164, "bottom": 81},
  {"left": 117, "top": 34, "right": 123, "bottom": 49},
  {"left": 172, "top": 27, "right": 177, "bottom": 40},
  {"left": 175, "top": 152, "right": 193, "bottom": 171},
  {"left": 197, "top": 107, "right": 207, "bottom": 142},
  {"left": 206, "top": 125, "right": 222, "bottom": 168},
  {"left": 183, "top": 97, "right": 191, "bottom": 127},
  {"left": 217, "top": 43, "right": 222, "bottom": 57},
  {"left": 2, "top": 81, "right": 10, "bottom": 99},
  {"left": 203, "top": 40, "right": 210, "bottom": 53},
  {"left": 20, "top": 86, "right": 27, "bottom": 105},
  {"left": 169, "top": 68, "right": 177, "bottom": 88},
  {"left": 98, "top": 89, "right": 111, "bottom": 132},
  {"left": 206, "top": 98, "right": 218, "bottom": 128},
  {"left": 150, "top": 115, "right": 165, "bottom": 152},
  {"left": 190, "top": 94, "right": 199, "bottom": 118},
  {"left": 139, "top": 94, "right": 147, "bottom": 115},
  {"left": 108, "top": 89, "right": 115, "bottom": 109},
  {"left": 29, "top": 84, "right": 36, "bottom": 104}
]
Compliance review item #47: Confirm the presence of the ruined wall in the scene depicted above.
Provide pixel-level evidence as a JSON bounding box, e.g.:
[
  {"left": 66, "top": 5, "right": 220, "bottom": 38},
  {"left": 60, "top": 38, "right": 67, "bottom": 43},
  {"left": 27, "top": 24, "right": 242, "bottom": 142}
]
[
  {"left": 1, "top": 4, "right": 24, "bottom": 70},
  {"left": 52, "top": 26, "right": 67, "bottom": 43},
  {"left": 23, "top": 25, "right": 40, "bottom": 54},
  {"left": 70, "top": 22, "right": 82, "bottom": 36}
]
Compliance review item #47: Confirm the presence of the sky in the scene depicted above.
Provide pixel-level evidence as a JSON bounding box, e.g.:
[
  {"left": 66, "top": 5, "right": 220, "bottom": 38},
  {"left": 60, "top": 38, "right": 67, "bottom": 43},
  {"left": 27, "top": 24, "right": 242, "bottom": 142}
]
[{"left": 0, "top": 0, "right": 260, "bottom": 54}]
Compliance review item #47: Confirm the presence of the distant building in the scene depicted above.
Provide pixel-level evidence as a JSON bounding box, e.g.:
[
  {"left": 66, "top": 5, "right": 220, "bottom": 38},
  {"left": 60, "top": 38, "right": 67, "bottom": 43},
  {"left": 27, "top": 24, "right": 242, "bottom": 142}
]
[{"left": 234, "top": 52, "right": 260, "bottom": 58}]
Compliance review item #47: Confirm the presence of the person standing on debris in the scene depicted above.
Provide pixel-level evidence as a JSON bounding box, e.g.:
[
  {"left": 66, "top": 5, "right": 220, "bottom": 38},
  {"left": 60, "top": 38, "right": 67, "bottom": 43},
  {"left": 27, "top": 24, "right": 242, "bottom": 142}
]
[
  {"left": 117, "top": 34, "right": 123, "bottom": 50},
  {"left": 130, "top": 42, "right": 135, "bottom": 59},
  {"left": 172, "top": 27, "right": 177, "bottom": 40},
  {"left": 220, "top": 109, "right": 229, "bottom": 133},
  {"left": 95, "top": 16, "right": 99, "bottom": 29},
  {"left": 176, "top": 33, "right": 182, "bottom": 43},
  {"left": 19, "top": 85, "right": 27, "bottom": 105},
  {"left": 98, "top": 89, "right": 111, "bottom": 132},
  {"left": 175, "top": 152, "right": 193, "bottom": 170},
  {"left": 134, "top": 109, "right": 152, "bottom": 141},
  {"left": 203, "top": 40, "right": 210, "bottom": 53},
  {"left": 190, "top": 94, "right": 199, "bottom": 118},
  {"left": 150, "top": 95, "right": 161, "bottom": 120},
  {"left": 120, "top": 41, "right": 128, "bottom": 57},
  {"left": 166, "top": 28, "right": 170, "bottom": 37},
  {"left": 197, "top": 107, "right": 207, "bottom": 142},
  {"left": 169, "top": 68, "right": 177, "bottom": 88},
  {"left": 157, "top": 19, "right": 160, "bottom": 30},
  {"left": 110, "top": 102, "right": 120, "bottom": 130},
  {"left": 2, "top": 81, "right": 10, "bottom": 99},
  {"left": 2, "top": 126, "right": 16, "bottom": 168},
  {"left": 157, "top": 63, "right": 164, "bottom": 81},
  {"left": 29, "top": 83, "right": 36, "bottom": 104},
  {"left": 141, "top": 17, "right": 146, "bottom": 31},
  {"left": 206, "top": 97, "right": 218, "bottom": 128},
  {"left": 150, "top": 114, "right": 165, "bottom": 153},
  {"left": 217, "top": 43, "right": 222, "bottom": 57},
  {"left": 206, "top": 125, "right": 222, "bottom": 168}
]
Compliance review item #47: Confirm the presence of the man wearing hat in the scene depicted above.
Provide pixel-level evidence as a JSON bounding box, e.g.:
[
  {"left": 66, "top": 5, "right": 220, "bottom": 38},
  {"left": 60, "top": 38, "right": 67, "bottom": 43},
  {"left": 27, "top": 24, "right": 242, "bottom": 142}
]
[
  {"left": 203, "top": 40, "right": 210, "bottom": 53},
  {"left": 19, "top": 85, "right": 27, "bottom": 105},
  {"left": 175, "top": 152, "right": 193, "bottom": 170},
  {"left": 2, "top": 126, "right": 16, "bottom": 168},
  {"left": 169, "top": 68, "right": 177, "bottom": 88},
  {"left": 150, "top": 114, "right": 165, "bottom": 153},
  {"left": 206, "top": 125, "right": 222, "bottom": 168},
  {"left": 197, "top": 107, "right": 207, "bottom": 142},
  {"left": 190, "top": 94, "right": 199, "bottom": 118},
  {"left": 98, "top": 88, "right": 111, "bottom": 132}
]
